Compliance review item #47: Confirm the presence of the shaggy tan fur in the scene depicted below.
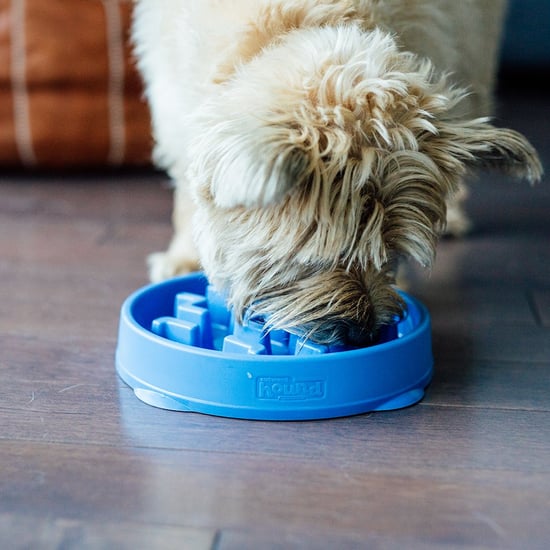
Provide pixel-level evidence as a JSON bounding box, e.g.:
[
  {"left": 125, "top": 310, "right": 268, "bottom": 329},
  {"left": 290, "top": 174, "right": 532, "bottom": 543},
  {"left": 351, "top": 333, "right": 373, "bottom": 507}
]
[{"left": 133, "top": 0, "right": 542, "bottom": 345}]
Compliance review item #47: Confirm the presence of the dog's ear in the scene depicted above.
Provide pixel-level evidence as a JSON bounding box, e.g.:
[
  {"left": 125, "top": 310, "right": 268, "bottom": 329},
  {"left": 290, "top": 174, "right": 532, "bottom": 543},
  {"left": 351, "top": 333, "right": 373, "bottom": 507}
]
[
  {"left": 189, "top": 120, "right": 313, "bottom": 209},
  {"left": 427, "top": 118, "right": 543, "bottom": 184},
  {"left": 375, "top": 118, "right": 543, "bottom": 268}
]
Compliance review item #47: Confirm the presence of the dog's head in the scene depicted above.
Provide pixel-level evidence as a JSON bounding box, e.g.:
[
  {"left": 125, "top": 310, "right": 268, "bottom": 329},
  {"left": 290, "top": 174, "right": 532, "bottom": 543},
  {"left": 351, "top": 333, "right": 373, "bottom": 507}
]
[{"left": 188, "top": 23, "right": 542, "bottom": 345}]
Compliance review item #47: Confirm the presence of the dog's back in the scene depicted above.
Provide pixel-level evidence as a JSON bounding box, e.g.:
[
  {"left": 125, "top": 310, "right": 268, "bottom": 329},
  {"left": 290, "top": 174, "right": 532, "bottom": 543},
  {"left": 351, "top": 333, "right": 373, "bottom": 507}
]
[
  {"left": 134, "top": 0, "right": 508, "bottom": 174},
  {"left": 363, "top": 0, "right": 508, "bottom": 116}
]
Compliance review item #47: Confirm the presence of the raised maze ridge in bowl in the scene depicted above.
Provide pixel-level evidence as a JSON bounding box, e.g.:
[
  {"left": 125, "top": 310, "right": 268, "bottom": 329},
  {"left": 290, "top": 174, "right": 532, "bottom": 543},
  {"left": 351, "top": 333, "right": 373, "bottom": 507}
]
[{"left": 150, "top": 285, "right": 411, "bottom": 356}]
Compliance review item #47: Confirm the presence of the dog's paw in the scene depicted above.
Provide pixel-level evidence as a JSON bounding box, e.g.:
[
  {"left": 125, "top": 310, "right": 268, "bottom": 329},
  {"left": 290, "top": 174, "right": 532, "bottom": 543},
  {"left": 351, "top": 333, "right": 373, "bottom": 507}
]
[
  {"left": 444, "top": 183, "right": 472, "bottom": 237},
  {"left": 444, "top": 206, "right": 472, "bottom": 237},
  {"left": 147, "top": 251, "right": 200, "bottom": 282}
]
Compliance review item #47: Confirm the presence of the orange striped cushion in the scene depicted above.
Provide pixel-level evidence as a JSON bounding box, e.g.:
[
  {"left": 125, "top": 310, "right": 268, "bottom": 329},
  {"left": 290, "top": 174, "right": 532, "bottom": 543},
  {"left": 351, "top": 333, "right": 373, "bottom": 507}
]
[{"left": 0, "top": 0, "right": 152, "bottom": 168}]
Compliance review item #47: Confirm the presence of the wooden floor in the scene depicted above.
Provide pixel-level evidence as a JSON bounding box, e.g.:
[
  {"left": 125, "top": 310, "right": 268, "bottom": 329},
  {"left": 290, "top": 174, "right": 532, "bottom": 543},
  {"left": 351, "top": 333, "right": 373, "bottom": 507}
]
[{"left": 1, "top": 83, "right": 549, "bottom": 549}]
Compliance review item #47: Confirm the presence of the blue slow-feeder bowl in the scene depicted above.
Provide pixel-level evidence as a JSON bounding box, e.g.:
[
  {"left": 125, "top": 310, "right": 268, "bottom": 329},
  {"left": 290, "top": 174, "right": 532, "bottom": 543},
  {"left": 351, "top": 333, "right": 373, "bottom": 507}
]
[{"left": 115, "top": 272, "right": 433, "bottom": 420}]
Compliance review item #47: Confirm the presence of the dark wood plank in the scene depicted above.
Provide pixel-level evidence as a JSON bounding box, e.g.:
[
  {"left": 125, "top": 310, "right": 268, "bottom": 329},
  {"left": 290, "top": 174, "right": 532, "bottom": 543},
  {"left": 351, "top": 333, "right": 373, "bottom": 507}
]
[
  {"left": 406, "top": 233, "right": 550, "bottom": 289},
  {"left": 2, "top": 367, "right": 550, "bottom": 472},
  {"left": 0, "top": 263, "right": 144, "bottom": 342},
  {"left": 429, "top": 323, "right": 550, "bottom": 363},
  {"left": 1, "top": 441, "right": 549, "bottom": 549},
  {"left": 0, "top": 513, "right": 215, "bottom": 550},
  {"left": 426, "top": 359, "right": 550, "bottom": 410},
  {"left": 532, "top": 289, "right": 550, "bottom": 327},
  {"left": 0, "top": 173, "right": 173, "bottom": 222}
]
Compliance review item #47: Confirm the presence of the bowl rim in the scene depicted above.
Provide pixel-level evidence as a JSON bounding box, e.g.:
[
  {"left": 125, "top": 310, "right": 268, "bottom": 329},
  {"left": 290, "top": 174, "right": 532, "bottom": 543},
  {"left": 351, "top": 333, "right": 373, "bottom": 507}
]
[{"left": 121, "top": 272, "right": 431, "bottom": 363}]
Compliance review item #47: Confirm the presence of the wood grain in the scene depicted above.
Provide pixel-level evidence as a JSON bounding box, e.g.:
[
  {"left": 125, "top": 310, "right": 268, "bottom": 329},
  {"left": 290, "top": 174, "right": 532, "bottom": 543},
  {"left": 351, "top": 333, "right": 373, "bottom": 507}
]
[{"left": 1, "top": 441, "right": 549, "bottom": 549}]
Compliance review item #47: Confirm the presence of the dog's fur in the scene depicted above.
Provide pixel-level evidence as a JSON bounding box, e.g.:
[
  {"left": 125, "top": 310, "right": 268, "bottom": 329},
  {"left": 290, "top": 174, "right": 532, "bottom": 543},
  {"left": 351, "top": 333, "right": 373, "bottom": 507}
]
[{"left": 132, "top": 0, "right": 542, "bottom": 345}]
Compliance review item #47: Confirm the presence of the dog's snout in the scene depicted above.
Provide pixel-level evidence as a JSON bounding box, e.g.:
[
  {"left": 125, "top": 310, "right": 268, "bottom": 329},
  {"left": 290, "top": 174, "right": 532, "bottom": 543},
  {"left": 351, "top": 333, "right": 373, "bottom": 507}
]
[{"left": 345, "top": 321, "right": 377, "bottom": 347}]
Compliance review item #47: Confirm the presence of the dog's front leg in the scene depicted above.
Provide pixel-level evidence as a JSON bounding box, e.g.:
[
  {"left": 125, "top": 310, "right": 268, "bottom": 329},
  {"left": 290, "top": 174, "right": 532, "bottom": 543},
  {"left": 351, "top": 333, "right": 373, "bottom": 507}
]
[{"left": 148, "top": 184, "right": 200, "bottom": 282}]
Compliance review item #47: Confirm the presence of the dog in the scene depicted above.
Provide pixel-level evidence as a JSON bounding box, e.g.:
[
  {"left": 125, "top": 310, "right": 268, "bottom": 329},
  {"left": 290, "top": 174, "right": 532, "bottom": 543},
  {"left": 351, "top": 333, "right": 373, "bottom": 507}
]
[{"left": 132, "top": 0, "right": 542, "bottom": 346}]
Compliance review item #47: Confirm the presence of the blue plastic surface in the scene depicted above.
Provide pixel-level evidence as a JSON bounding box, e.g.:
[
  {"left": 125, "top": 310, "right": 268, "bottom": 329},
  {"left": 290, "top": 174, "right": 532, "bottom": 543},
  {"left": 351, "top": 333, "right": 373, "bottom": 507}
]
[{"left": 115, "top": 272, "right": 433, "bottom": 420}]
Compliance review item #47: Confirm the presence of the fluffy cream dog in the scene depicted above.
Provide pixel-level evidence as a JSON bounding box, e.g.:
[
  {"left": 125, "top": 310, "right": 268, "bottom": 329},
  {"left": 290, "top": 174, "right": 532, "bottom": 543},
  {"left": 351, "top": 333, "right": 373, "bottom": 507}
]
[{"left": 132, "top": 0, "right": 542, "bottom": 345}]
